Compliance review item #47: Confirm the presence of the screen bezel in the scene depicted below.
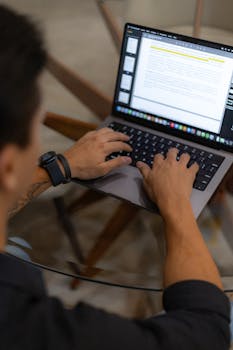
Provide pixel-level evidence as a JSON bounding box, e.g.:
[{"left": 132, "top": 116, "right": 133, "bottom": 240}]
[{"left": 112, "top": 22, "right": 233, "bottom": 153}]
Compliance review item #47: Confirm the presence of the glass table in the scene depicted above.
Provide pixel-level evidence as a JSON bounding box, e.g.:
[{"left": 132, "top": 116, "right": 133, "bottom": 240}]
[{"left": 7, "top": 181, "right": 233, "bottom": 293}]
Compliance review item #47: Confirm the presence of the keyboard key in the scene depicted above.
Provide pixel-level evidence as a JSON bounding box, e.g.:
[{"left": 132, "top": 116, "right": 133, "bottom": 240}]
[
  {"left": 194, "top": 182, "right": 207, "bottom": 191},
  {"left": 208, "top": 166, "right": 218, "bottom": 173},
  {"left": 199, "top": 150, "right": 206, "bottom": 157}
]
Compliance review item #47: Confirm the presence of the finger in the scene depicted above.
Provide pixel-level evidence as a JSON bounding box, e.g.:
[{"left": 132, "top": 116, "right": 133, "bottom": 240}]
[
  {"left": 97, "top": 127, "right": 127, "bottom": 137},
  {"left": 95, "top": 127, "right": 124, "bottom": 139},
  {"left": 104, "top": 141, "right": 132, "bottom": 154},
  {"left": 97, "top": 127, "right": 114, "bottom": 135},
  {"left": 189, "top": 161, "right": 199, "bottom": 176},
  {"left": 102, "top": 131, "right": 130, "bottom": 142},
  {"left": 100, "top": 156, "right": 132, "bottom": 175},
  {"left": 179, "top": 152, "right": 190, "bottom": 166},
  {"left": 167, "top": 148, "right": 179, "bottom": 161},
  {"left": 142, "top": 179, "right": 153, "bottom": 198},
  {"left": 153, "top": 153, "right": 165, "bottom": 166},
  {"left": 136, "top": 161, "right": 150, "bottom": 180}
]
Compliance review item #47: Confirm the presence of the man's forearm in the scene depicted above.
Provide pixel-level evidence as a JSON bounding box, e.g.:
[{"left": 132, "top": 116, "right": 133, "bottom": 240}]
[
  {"left": 163, "top": 201, "right": 223, "bottom": 290},
  {"left": 9, "top": 167, "right": 51, "bottom": 218}
]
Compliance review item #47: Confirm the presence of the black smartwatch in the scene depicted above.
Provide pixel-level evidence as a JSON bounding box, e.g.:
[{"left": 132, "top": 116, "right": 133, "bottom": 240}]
[{"left": 39, "top": 151, "right": 71, "bottom": 186}]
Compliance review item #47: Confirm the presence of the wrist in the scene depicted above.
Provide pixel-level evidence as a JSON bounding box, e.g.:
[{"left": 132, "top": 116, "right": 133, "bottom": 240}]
[
  {"left": 63, "top": 151, "right": 82, "bottom": 179},
  {"left": 164, "top": 207, "right": 197, "bottom": 244},
  {"left": 161, "top": 198, "right": 194, "bottom": 227}
]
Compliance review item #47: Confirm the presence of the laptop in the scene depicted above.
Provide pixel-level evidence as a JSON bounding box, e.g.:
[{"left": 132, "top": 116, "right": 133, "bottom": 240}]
[{"left": 75, "top": 23, "right": 233, "bottom": 218}]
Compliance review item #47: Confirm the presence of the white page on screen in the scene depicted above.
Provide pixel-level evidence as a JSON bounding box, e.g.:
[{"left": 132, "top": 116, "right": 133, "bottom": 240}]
[
  {"left": 123, "top": 56, "right": 136, "bottom": 73},
  {"left": 120, "top": 74, "right": 133, "bottom": 90},
  {"left": 119, "top": 91, "right": 130, "bottom": 104},
  {"left": 126, "top": 37, "right": 138, "bottom": 54},
  {"left": 131, "top": 37, "right": 233, "bottom": 133}
]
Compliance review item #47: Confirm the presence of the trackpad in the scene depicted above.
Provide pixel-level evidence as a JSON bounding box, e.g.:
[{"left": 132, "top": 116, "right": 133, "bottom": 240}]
[{"left": 73, "top": 165, "right": 158, "bottom": 212}]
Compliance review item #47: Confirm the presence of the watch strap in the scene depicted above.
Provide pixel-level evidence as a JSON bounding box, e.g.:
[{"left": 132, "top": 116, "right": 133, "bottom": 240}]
[
  {"left": 45, "top": 159, "right": 67, "bottom": 186},
  {"left": 57, "top": 154, "right": 72, "bottom": 182}
]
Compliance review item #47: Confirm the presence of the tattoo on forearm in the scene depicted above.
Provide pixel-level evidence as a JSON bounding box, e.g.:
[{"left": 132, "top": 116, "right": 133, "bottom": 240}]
[{"left": 9, "top": 180, "right": 50, "bottom": 218}]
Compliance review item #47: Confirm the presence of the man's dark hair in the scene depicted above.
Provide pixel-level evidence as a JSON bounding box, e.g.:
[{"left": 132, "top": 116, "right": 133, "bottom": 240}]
[{"left": 0, "top": 5, "right": 47, "bottom": 149}]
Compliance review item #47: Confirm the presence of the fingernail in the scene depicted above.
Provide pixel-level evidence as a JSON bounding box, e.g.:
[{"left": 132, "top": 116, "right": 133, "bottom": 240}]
[
  {"left": 123, "top": 157, "right": 132, "bottom": 164},
  {"left": 136, "top": 161, "right": 143, "bottom": 167}
]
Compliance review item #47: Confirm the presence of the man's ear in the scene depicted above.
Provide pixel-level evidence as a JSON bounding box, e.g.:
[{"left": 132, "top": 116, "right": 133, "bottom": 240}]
[{"left": 0, "top": 145, "right": 19, "bottom": 192}]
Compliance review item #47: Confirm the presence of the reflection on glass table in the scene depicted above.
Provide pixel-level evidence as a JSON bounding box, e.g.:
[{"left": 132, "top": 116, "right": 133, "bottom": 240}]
[{"left": 7, "top": 183, "right": 233, "bottom": 293}]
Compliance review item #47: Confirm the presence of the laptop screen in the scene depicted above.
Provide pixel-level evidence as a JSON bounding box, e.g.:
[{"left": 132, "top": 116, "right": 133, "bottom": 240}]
[{"left": 113, "top": 23, "right": 233, "bottom": 151}]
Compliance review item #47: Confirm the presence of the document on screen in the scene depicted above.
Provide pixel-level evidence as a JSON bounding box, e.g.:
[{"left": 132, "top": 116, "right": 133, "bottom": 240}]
[{"left": 131, "top": 37, "right": 233, "bottom": 133}]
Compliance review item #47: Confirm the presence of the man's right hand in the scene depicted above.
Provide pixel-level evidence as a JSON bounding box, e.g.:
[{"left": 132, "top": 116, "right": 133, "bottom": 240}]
[
  {"left": 136, "top": 148, "right": 199, "bottom": 219},
  {"left": 138, "top": 149, "right": 224, "bottom": 294}
]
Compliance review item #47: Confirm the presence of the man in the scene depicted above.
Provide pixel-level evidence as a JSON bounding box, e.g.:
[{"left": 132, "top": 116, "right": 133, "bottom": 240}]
[{"left": 0, "top": 5, "right": 231, "bottom": 350}]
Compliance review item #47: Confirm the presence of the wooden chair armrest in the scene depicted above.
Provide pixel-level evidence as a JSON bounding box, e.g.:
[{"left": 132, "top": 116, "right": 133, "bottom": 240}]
[{"left": 44, "top": 111, "right": 97, "bottom": 141}]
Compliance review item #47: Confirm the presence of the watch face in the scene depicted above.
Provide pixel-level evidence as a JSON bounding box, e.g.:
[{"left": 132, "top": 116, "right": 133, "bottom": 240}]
[{"left": 39, "top": 151, "right": 56, "bottom": 165}]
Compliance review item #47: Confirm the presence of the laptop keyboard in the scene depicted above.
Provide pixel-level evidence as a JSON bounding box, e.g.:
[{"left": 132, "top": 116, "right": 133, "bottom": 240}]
[{"left": 107, "top": 122, "right": 225, "bottom": 191}]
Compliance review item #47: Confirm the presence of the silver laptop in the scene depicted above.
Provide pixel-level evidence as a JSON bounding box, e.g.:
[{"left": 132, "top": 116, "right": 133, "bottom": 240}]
[{"left": 75, "top": 23, "right": 233, "bottom": 218}]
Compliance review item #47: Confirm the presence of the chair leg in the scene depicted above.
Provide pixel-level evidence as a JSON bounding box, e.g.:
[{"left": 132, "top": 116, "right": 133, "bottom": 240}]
[
  {"left": 71, "top": 202, "right": 140, "bottom": 289},
  {"left": 96, "top": 0, "right": 123, "bottom": 53},
  {"left": 44, "top": 111, "right": 97, "bottom": 141},
  {"left": 54, "top": 197, "right": 85, "bottom": 264},
  {"left": 68, "top": 190, "right": 107, "bottom": 214},
  {"left": 46, "top": 55, "right": 112, "bottom": 121},
  {"left": 193, "top": 0, "right": 204, "bottom": 38}
]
